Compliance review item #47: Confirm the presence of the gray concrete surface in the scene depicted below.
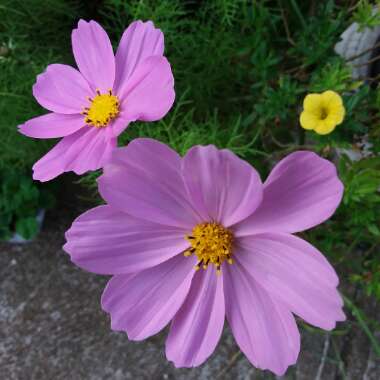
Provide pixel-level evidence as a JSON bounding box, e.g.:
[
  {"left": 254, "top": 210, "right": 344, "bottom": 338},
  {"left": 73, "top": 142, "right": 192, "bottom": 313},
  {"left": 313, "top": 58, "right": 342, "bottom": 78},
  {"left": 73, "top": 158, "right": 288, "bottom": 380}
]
[{"left": 0, "top": 207, "right": 379, "bottom": 379}]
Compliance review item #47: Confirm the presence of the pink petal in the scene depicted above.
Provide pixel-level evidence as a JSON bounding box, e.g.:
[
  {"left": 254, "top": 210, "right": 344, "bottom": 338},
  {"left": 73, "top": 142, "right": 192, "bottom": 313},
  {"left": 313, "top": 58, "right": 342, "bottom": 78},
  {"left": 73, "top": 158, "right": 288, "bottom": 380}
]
[
  {"left": 114, "top": 20, "right": 164, "bottom": 94},
  {"left": 33, "top": 126, "right": 116, "bottom": 181},
  {"left": 32, "top": 64, "right": 93, "bottom": 114},
  {"left": 235, "top": 151, "right": 344, "bottom": 235},
  {"left": 117, "top": 56, "right": 174, "bottom": 121},
  {"left": 166, "top": 267, "right": 224, "bottom": 367},
  {"left": 236, "top": 233, "right": 345, "bottom": 330},
  {"left": 182, "top": 145, "right": 263, "bottom": 226},
  {"left": 224, "top": 263, "right": 300, "bottom": 376},
  {"left": 72, "top": 20, "right": 115, "bottom": 92},
  {"left": 110, "top": 112, "right": 130, "bottom": 137},
  {"left": 19, "top": 113, "right": 84, "bottom": 138},
  {"left": 98, "top": 138, "right": 201, "bottom": 229},
  {"left": 64, "top": 205, "right": 189, "bottom": 274},
  {"left": 101, "top": 254, "right": 195, "bottom": 340}
]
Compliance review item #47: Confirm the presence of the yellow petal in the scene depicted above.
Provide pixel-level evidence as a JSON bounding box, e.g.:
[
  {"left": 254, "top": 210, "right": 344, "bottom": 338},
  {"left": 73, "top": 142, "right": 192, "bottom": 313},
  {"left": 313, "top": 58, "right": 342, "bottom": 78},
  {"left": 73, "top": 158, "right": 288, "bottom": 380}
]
[
  {"left": 300, "top": 111, "right": 319, "bottom": 130},
  {"left": 314, "top": 119, "right": 336, "bottom": 135},
  {"left": 336, "top": 112, "right": 345, "bottom": 124},
  {"left": 321, "top": 90, "right": 343, "bottom": 110},
  {"left": 303, "top": 93, "right": 323, "bottom": 113},
  {"left": 329, "top": 106, "right": 345, "bottom": 125}
]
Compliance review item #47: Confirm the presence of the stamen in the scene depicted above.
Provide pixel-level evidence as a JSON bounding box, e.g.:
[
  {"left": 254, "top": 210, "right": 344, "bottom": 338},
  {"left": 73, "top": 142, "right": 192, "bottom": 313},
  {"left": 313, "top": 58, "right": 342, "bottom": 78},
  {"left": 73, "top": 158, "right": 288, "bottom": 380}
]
[
  {"left": 195, "top": 260, "right": 203, "bottom": 271},
  {"left": 83, "top": 90, "right": 120, "bottom": 128},
  {"left": 184, "top": 222, "right": 233, "bottom": 274}
]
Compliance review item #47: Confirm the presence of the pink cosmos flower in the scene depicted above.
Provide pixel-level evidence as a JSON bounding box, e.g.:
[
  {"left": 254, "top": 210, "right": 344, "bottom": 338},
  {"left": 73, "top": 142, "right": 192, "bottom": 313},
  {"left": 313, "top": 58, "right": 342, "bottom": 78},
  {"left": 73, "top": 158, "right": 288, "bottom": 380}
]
[
  {"left": 64, "top": 138, "right": 345, "bottom": 375},
  {"left": 19, "top": 20, "right": 174, "bottom": 181}
]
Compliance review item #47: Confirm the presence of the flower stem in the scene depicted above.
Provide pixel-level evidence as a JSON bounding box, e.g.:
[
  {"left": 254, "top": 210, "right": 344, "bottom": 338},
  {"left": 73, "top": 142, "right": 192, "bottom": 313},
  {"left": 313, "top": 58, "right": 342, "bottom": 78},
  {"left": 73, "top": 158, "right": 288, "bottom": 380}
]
[{"left": 299, "top": 128, "right": 305, "bottom": 146}]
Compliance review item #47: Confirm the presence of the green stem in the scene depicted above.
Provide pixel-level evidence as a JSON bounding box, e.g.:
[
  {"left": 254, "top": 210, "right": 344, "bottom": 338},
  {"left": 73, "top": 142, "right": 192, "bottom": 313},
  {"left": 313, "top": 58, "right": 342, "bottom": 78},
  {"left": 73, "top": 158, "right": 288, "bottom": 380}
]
[
  {"left": 299, "top": 128, "right": 305, "bottom": 146},
  {"left": 289, "top": 0, "right": 307, "bottom": 29}
]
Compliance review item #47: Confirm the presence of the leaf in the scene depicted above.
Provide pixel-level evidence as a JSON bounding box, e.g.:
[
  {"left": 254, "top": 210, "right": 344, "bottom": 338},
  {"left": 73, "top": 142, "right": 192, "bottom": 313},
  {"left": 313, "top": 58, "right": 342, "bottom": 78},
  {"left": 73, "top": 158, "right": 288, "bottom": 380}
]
[
  {"left": 15, "top": 216, "right": 39, "bottom": 240},
  {"left": 368, "top": 224, "right": 380, "bottom": 237},
  {"left": 0, "top": 212, "right": 12, "bottom": 240}
]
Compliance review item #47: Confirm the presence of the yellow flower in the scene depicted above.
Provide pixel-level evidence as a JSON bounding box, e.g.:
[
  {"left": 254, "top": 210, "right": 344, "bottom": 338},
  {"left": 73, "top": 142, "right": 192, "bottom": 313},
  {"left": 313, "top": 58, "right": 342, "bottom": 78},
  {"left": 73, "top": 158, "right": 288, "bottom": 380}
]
[{"left": 300, "top": 90, "right": 345, "bottom": 135}]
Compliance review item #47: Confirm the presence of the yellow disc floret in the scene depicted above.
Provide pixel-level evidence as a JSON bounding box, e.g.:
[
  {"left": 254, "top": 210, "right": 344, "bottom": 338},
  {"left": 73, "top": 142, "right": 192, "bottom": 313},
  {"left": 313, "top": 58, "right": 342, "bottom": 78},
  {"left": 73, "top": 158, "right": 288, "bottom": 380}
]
[
  {"left": 300, "top": 90, "right": 345, "bottom": 135},
  {"left": 82, "top": 89, "right": 120, "bottom": 128},
  {"left": 184, "top": 222, "right": 234, "bottom": 275}
]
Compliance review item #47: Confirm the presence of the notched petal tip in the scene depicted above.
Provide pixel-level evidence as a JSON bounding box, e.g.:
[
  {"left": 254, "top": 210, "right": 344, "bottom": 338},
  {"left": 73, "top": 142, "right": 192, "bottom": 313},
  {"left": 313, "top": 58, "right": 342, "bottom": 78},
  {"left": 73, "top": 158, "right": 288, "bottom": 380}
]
[
  {"left": 32, "top": 167, "right": 51, "bottom": 182},
  {"left": 76, "top": 18, "right": 91, "bottom": 29},
  {"left": 62, "top": 241, "right": 70, "bottom": 253},
  {"left": 17, "top": 123, "right": 27, "bottom": 136},
  {"left": 131, "top": 19, "right": 155, "bottom": 28},
  {"left": 72, "top": 18, "right": 115, "bottom": 92}
]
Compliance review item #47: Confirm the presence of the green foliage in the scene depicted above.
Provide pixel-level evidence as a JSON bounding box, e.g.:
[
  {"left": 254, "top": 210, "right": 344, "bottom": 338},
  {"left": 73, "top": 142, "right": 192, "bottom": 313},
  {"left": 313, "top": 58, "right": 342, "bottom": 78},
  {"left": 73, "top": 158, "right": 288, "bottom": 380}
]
[
  {"left": 306, "top": 154, "right": 380, "bottom": 306},
  {"left": 0, "top": 0, "right": 83, "bottom": 238},
  {"left": 338, "top": 155, "right": 380, "bottom": 246},
  {"left": 352, "top": 0, "right": 380, "bottom": 30},
  {"left": 119, "top": 93, "right": 266, "bottom": 159},
  {"left": 15, "top": 217, "right": 39, "bottom": 241},
  {"left": 309, "top": 59, "right": 362, "bottom": 93},
  {"left": 0, "top": 169, "right": 55, "bottom": 240},
  {"left": 0, "top": 0, "right": 83, "bottom": 170},
  {"left": 290, "top": 1, "right": 345, "bottom": 66},
  {"left": 340, "top": 156, "right": 380, "bottom": 205},
  {"left": 253, "top": 75, "right": 301, "bottom": 126}
]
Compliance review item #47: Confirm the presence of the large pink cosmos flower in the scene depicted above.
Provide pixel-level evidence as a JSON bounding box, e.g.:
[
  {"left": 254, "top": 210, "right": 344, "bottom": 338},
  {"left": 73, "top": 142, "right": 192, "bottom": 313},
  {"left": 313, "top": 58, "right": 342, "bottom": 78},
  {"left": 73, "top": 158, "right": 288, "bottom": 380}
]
[
  {"left": 19, "top": 20, "right": 174, "bottom": 181},
  {"left": 64, "top": 138, "right": 345, "bottom": 375}
]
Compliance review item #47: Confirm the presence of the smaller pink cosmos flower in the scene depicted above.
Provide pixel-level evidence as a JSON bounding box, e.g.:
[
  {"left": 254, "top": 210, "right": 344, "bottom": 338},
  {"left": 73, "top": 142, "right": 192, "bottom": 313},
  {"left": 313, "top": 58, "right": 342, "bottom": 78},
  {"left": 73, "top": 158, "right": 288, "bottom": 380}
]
[
  {"left": 64, "top": 139, "right": 345, "bottom": 375},
  {"left": 19, "top": 20, "right": 174, "bottom": 181}
]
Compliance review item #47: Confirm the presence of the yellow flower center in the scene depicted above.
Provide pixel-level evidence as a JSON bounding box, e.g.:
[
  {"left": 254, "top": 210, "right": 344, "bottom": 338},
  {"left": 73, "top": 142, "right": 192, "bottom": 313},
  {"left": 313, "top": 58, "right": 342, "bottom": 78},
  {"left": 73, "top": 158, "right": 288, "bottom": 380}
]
[
  {"left": 184, "top": 222, "right": 234, "bottom": 275},
  {"left": 319, "top": 107, "right": 328, "bottom": 120},
  {"left": 82, "top": 89, "right": 120, "bottom": 128}
]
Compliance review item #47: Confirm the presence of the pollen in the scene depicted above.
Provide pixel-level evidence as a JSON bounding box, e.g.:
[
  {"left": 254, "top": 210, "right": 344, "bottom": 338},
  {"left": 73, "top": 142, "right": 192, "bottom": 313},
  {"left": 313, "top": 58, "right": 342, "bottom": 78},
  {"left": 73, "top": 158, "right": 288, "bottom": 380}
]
[
  {"left": 82, "top": 89, "right": 120, "bottom": 128},
  {"left": 184, "top": 222, "right": 234, "bottom": 275}
]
